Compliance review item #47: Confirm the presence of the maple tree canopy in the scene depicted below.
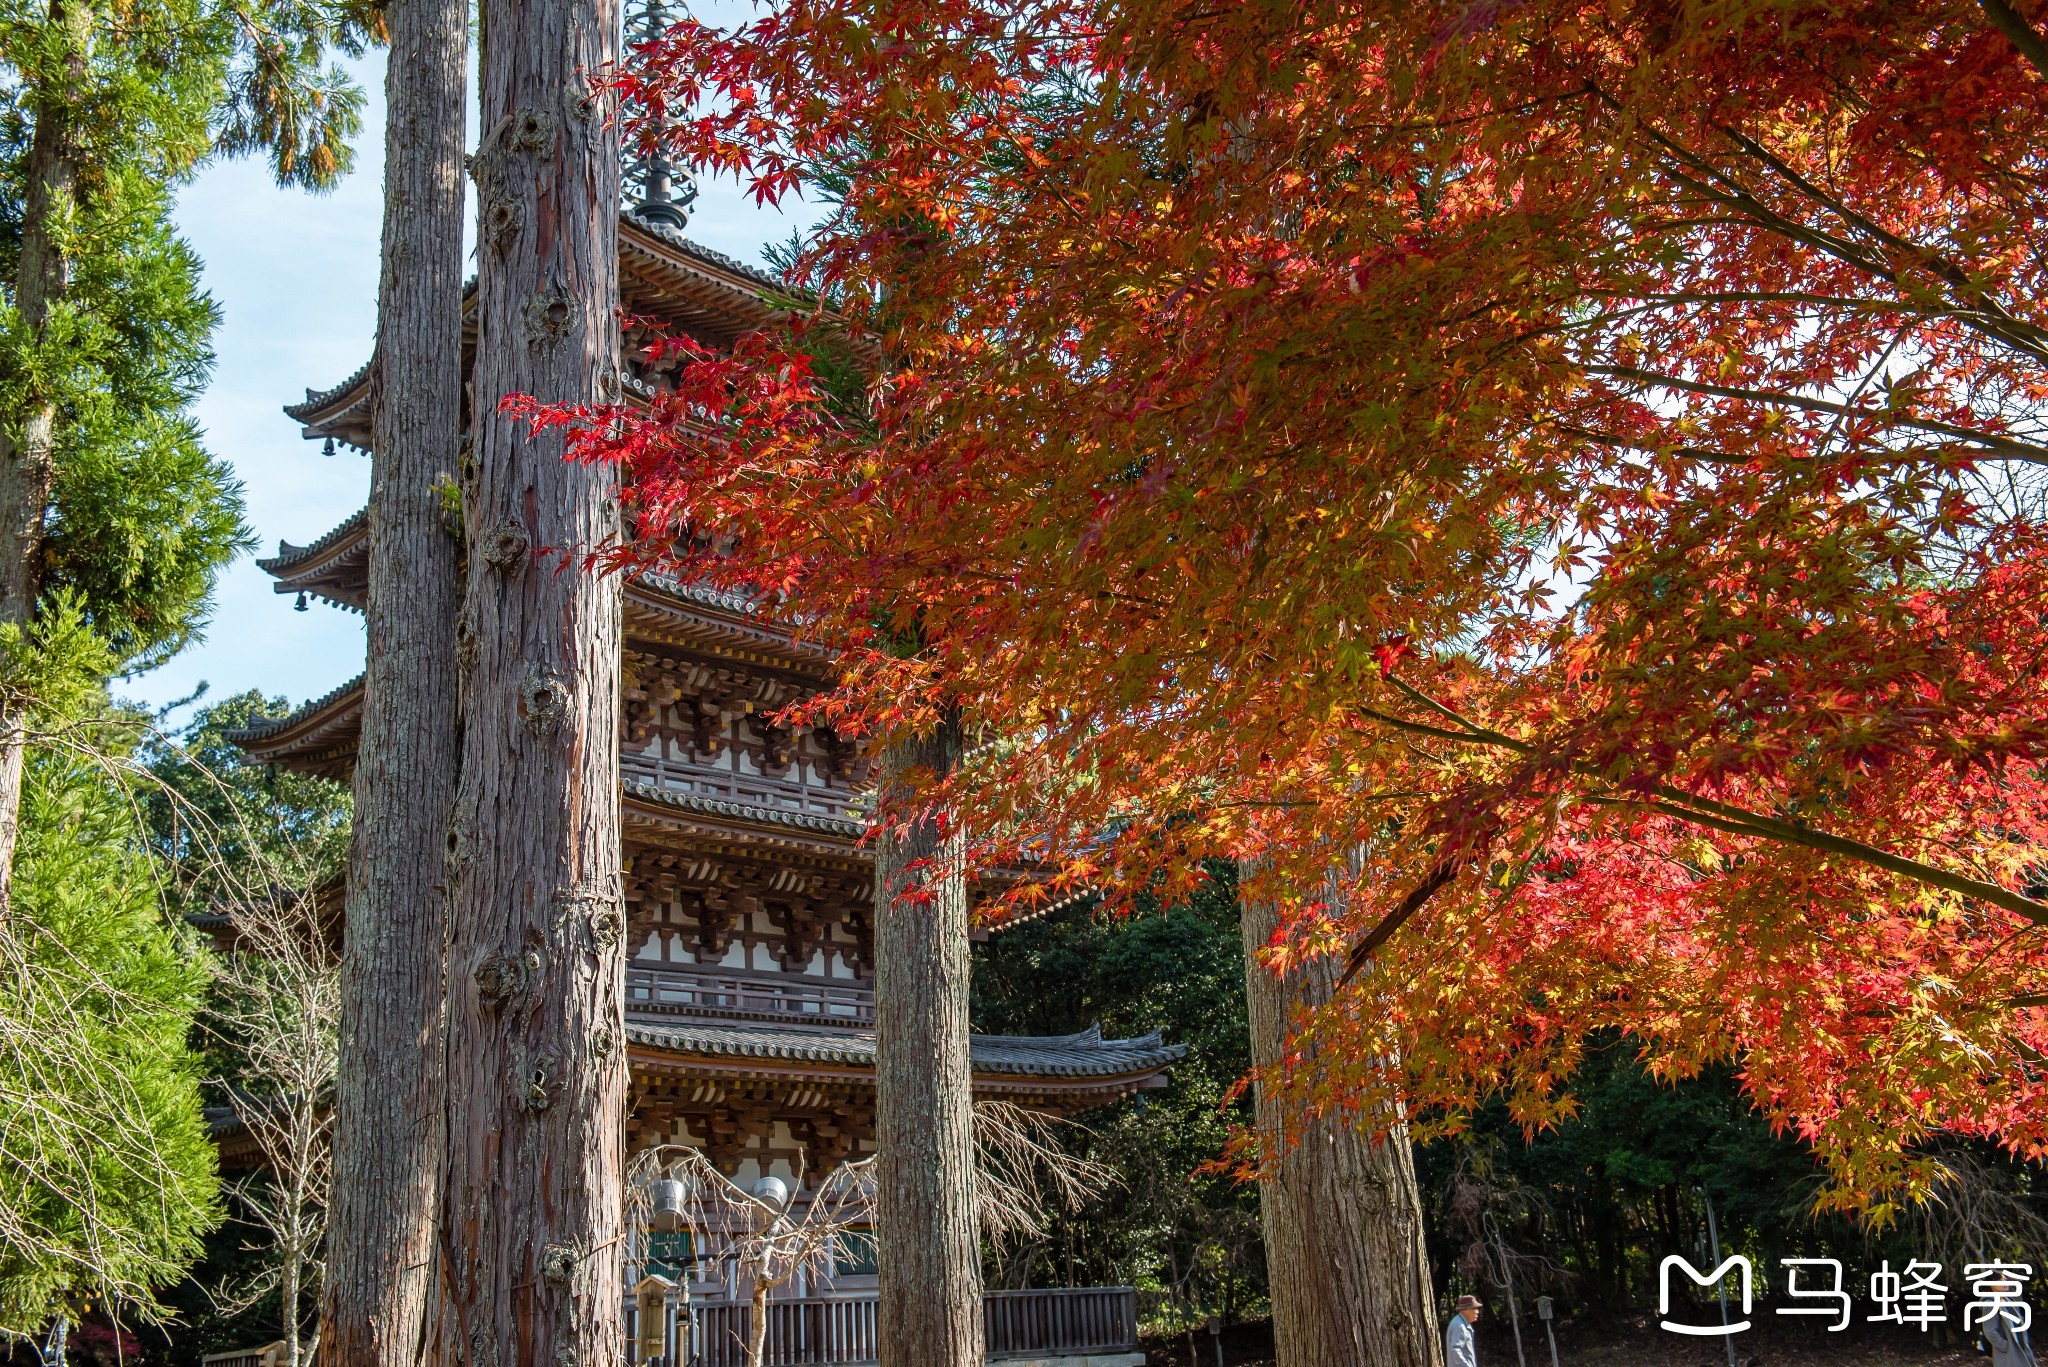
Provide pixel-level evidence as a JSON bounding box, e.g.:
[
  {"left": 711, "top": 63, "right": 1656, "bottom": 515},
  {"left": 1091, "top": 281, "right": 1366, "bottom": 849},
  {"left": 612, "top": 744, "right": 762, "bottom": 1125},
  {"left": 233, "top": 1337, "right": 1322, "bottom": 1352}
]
[{"left": 547, "top": 0, "right": 2048, "bottom": 1202}]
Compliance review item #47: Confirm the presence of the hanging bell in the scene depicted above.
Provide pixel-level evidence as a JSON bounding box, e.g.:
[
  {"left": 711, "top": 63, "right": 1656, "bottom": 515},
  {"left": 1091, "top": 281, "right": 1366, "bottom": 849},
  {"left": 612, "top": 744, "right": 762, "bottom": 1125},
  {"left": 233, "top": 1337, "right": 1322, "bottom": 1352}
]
[
  {"left": 322, "top": 437, "right": 336, "bottom": 456},
  {"left": 649, "top": 1177, "right": 687, "bottom": 1232},
  {"left": 294, "top": 592, "right": 310, "bottom": 612},
  {"left": 751, "top": 1175, "right": 790, "bottom": 1229}
]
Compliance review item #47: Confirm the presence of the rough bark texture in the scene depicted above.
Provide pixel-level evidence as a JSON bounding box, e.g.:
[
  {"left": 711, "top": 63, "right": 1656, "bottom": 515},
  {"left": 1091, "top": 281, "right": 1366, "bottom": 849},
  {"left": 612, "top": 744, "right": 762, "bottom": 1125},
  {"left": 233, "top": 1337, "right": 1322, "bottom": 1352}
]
[
  {"left": 318, "top": 0, "right": 467, "bottom": 1359},
  {"left": 874, "top": 721, "right": 984, "bottom": 1367},
  {"left": 428, "top": 0, "right": 625, "bottom": 1359},
  {"left": 1242, "top": 889, "right": 1441, "bottom": 1367},
  {"left": 0, "top": 0, "right": 90, "bottom": 911}
]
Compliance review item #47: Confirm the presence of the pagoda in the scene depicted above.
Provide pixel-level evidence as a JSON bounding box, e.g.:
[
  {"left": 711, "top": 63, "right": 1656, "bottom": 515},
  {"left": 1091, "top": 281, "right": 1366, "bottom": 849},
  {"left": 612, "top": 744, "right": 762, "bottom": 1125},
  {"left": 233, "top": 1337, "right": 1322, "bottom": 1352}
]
[{"left": 230, "top": 168, "right": 1176, "bottom": 1365}]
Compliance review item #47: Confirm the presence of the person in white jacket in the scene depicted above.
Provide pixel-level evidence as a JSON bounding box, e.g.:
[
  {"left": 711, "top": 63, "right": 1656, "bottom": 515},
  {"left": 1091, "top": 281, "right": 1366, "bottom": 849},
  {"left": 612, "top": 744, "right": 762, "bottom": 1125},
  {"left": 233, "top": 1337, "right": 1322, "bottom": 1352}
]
[{"left": 1446, "top": 1295, "right": 1482, "bottom": 1367}]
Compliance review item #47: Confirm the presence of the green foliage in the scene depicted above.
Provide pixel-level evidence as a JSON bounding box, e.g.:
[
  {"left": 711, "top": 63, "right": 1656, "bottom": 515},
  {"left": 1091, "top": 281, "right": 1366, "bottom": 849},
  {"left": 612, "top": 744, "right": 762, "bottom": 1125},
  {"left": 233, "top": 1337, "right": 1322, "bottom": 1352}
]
[
  {"left": 0, "top": 0, "right": 371, "bottom": 192},
  {"left": 1416, "top": 1035, "right": 2048, "bottom": 1319},
  {"left": 0, "top": 163, "right": 254, "bottom": 674},
  {"left": 211, "top": 0, "right": 377, "bottom": 192},
  {"left": 140, "top": 690, "right": 353, "bottom": 909},
  {"left": 972, "top": 867, "right": 1266, "bottom": 1325},
  {"left": 0, "top": 590, "right": 118, "bottom": 724},
  {"left": 0, "top": 0, "right": 368, "bottom": 684},
  {"left": 35, "top": 188, "right": 253, "bottom": 671},
  {"left": 0, "top": 749, "right": 221, "bottom": 1336}
]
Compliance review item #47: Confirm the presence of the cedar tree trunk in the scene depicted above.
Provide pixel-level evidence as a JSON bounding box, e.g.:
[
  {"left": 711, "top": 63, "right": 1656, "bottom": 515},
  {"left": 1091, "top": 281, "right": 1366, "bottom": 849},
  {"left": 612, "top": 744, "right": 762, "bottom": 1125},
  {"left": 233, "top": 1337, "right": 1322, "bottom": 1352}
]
[
  {"left": 1242, "top": 888, "right": 1441, "bottom": 1367},
  {"left": 429, "top": 0, "right": 625, "bottom": 1359},
  {"left": 874, "top": 720, "right": 984, "bottom": 1367},
  {"left": 318, "top": 0, "right": 467, "bottom": 1358},
  {"left": 0, "top": 0, "right": 90, "bottom": 911}
]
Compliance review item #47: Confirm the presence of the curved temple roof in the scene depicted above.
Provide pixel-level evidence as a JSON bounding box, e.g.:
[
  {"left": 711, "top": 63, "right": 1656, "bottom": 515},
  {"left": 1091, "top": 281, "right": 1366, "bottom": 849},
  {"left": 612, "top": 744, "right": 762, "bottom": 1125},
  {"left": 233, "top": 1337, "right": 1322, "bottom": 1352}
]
[
  {"left": 284, "top": 211, "right": 796, "bottom": 451},
  {"left": 628, "top": 1020, "right": 1185, "bottom": 1112}
]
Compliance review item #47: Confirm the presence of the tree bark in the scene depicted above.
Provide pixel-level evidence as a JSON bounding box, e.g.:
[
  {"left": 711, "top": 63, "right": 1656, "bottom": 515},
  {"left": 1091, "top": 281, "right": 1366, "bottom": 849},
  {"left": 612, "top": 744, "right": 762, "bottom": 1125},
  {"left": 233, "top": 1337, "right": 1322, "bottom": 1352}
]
[
  {"left": 428, "top": 0, "right": 625, "bottom": 1359},
  {"left": 318, "top": 0, "right": 467, "bottom": 1359},
  {"left": 0, "top": 0, "right": 91, "bottom": 912},
  {"left": 747, "top": 1266, "right": 771, "bottom": 1367},
  {"left": 874, "top": 720, "right": 984, "bottom": 1367},
  {"left": 1242, "top": 883, "right": 1441, "bottom": 1367}
]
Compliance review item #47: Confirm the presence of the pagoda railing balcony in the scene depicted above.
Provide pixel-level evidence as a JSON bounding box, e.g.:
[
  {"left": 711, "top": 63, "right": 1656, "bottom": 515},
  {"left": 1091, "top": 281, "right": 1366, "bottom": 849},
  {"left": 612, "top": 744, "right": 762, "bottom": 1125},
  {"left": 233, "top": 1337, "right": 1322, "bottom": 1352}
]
[
  {"left": 626, "top": 964, "right": 875, "bottom": 1028},
  {"left": 623, "top": 750, "right": 862, "bottom": 824},
  {"left": 629, "top": 1287, "right": 1140, "bottom": 1366}
]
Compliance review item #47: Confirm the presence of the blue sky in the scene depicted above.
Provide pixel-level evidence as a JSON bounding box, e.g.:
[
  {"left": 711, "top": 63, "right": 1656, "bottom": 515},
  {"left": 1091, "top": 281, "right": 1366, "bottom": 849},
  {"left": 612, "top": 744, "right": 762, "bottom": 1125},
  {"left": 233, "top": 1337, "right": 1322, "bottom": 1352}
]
[{"left": 126, "top": 47, "right": 798, "bottom": 722}]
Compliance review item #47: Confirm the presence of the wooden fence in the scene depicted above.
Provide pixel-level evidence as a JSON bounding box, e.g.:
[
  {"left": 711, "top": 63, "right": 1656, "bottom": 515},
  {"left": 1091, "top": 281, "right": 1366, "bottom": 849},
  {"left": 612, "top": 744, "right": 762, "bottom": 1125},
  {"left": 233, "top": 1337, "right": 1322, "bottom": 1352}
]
[{"left": 642, "top": 1286, "right": 1138, "bottom": 1365}]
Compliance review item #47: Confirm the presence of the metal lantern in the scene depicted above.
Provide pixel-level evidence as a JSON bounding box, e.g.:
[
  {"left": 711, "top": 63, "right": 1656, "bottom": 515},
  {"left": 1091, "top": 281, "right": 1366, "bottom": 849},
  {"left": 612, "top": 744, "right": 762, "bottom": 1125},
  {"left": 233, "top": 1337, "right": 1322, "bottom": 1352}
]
[{"left": 649, "top": 1177, "right": 687, "bottom": 1233}]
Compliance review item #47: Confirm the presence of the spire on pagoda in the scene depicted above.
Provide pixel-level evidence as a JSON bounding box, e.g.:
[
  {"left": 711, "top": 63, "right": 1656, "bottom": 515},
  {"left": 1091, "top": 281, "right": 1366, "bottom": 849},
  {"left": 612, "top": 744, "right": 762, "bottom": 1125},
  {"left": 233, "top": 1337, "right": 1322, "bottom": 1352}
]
[{"left": 624, "top": 0, "right": 696, "bottom": 231}]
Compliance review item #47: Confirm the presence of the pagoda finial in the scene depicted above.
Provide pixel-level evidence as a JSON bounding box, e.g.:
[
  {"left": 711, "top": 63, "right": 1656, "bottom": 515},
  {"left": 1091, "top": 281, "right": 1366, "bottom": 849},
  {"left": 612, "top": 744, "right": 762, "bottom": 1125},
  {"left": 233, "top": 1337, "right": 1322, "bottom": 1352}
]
[{"left": 625, "top": 0, "right": 697, "bottom": 231}]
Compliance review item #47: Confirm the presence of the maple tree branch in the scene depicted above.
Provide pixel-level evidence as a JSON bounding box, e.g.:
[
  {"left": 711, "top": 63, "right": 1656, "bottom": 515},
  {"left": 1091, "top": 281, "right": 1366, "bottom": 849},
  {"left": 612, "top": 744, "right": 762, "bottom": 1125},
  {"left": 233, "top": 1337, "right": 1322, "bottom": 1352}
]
[
  {"left": 1980, "top": 0, "right": 2048, "bottom": 82},
  {"left": 1359, "top": 680, "right": 2048, "bottom": 928},
  {"left": 1555, "top": 420, "right": 1991, "bottom": 472},
  {"left": 1584, "top": 364, "right": 2048, "bottom": 463},
  {"left": 1643, "top": 791, "right": 2048, "bottom": 927},
  {"left": 1619, "top": 114, "right": 2048, "bottom": 366},
  {"left": 1579, "top": 792, "right": 2048, "bottom": 927},
  {"left": 1356, "top": 702, "right": 1498, "bottom": 750},
  {"left": 1341, "top": 853, "right": 1463, "bottom": 982},
  {"left": 1551, "top": 422, "right": 1816, "bottom": 467},
  {"left": 1385, "top": 676, "right": 1530, "bottom": 752},
  {"left": 1579, "top": 288, "right": 2026, "bottom": 323}
]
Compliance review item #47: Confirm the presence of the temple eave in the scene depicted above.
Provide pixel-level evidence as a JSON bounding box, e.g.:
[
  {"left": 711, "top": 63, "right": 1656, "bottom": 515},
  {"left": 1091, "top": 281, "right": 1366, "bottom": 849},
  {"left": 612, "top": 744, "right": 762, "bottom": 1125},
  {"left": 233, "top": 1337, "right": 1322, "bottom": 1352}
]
[
  {"left": 284, "top": 217, "right": 794, "bottom": 448},
  {"left": 626, "top": 1022, "right": 1184, "bottom": 1115}
]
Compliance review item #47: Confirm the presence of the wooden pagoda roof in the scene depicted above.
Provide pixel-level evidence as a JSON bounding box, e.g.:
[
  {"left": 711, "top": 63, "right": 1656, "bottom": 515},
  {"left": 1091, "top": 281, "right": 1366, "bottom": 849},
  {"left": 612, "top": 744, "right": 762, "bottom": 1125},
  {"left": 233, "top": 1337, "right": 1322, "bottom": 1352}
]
[
  {"left": 258, "top": 506, "right": 829, "bottom": 680},
  {"left": 283, "top": 211, "right": 791, "bottom": 452},
  {"left": 213, "top": 1020, "right": 1179, "bottom": 1166},
  {"left": 256, "top": 508, "right": 368, "bottom": 612},
  {"left": 627, "top": 1021, "right": 1183, "bottom": 1114}
]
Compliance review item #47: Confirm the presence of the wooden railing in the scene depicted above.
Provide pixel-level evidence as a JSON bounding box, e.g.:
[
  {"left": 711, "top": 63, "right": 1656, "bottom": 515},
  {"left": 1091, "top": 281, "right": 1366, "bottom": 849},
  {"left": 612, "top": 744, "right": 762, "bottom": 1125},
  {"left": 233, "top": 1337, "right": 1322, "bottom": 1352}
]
[
  {"left": 690, "top": 1298, "right": 877, "bottom": 1366},
  {"left": 986, "top": 1286, "right": 1139, "bottom": 1357},
  {"left": 638, "top": 1287, "right": 1138, "bottom": 1366},
  {"left": 622, "top": 750, "right": 861, "bottom": 825},
  {"left": 200, "top": 1343, "right": 284, "bottom": 1367},
  {"left": 626, "top": 964, "right": 874, "bottom": 1028}
]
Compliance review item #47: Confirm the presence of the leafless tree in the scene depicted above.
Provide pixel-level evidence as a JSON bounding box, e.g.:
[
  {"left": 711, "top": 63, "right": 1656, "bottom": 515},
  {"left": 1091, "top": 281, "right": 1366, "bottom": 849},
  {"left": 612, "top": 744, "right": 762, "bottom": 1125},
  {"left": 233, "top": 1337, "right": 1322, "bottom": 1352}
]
[
  {"left": 1908, "top": 1148, "right": 2048, "bottom": 1268},
  {"left": 205, "top": 887, "right": 338, "bottom": 1367},
  {"left": 625, "top": 1102, "right": 1116, "bottom": 1367},
  {"left": 971, "top": 1101, "right": 1120, "bottom": 1250},
  {"left": 627, "top": 1145, "right": 874, "bottom": 1367}
]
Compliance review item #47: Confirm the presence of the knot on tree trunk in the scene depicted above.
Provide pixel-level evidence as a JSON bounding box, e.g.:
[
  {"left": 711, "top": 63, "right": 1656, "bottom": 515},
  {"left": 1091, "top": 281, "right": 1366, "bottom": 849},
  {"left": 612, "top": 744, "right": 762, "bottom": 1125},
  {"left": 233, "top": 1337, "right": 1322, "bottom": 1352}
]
[
  {"left": 553, "top": 884, "right": 622, "bottom": 949},
  {"left": 507, "top": 105, "right": 557, "bottom": 152},
  {"left": 478, "top": 520, "right": 528, "bottom": 570},
  {"left": 482, "top": 195, "right": 523, "bottom": 251},
  {"left": 521, "top": 283, "right": 577, "bottom": 351},
  {"left": 472, "top": 949, "right": 533, "bottom": 1001},
  {"left": 510, "top": 1043, "right": 564, "bottom": 1113},
  {"left": 539, "top": 1243, "right": 577, "bottom": 1287},
  {"left": 520, "top": 669, "right": 570, "bottom": 732}
]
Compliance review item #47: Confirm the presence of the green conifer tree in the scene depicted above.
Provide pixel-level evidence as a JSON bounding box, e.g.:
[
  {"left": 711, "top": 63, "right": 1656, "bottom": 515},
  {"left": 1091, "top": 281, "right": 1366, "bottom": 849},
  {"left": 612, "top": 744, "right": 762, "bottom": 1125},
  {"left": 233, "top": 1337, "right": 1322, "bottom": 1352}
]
[
  {"left": 0, "top": 0, "right": 375, "bottom": 907},
  {"left": 0, "top": 1, "right": 374, "bottom": 1349},
  {"left": 0, "top": 747, "right": 222, "bottom": 1341}
]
